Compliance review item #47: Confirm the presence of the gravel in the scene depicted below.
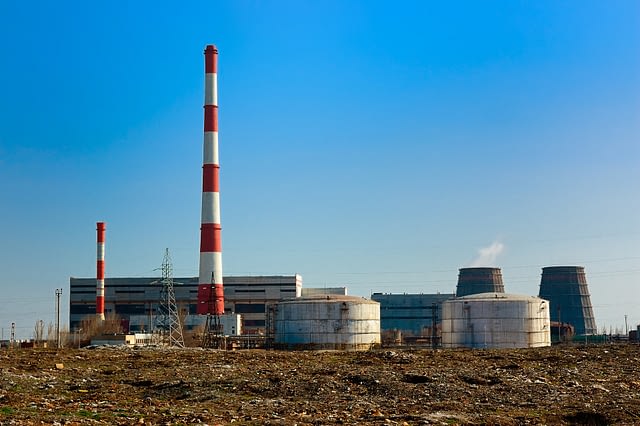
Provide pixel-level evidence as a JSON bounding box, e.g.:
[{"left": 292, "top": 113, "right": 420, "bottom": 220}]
[{"left": 1, "top": 344, "right": 639, "bottom": 424}]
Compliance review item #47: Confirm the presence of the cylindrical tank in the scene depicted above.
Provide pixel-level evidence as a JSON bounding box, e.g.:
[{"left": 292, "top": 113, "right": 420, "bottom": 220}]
[
  {"left": 539, "top": 266, "right": 597, "bottom": 335},
  {"left": 456, "top": 267, "right": 505, "bottom": 297},
  {"left": 274, "top": 295, "right": 380, "bottom": 350},
  {"left": 441, "top": 293, "right": 551, "bottom": 349}
]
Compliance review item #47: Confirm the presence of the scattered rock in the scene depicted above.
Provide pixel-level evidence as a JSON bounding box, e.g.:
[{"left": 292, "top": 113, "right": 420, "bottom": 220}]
[{"left": 0, "top": 345, "right": 638, "bottom": 424}]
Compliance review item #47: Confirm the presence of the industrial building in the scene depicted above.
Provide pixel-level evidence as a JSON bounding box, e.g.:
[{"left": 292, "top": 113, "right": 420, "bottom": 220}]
[
  {"left": 69, "top": 275, "right": 302, "bottom": 335},
  {"left": 371, "top": 293, "right": 455, "bottom": 335}
]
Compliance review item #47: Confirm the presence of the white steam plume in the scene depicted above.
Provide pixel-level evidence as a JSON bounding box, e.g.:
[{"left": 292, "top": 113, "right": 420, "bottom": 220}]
[{"left": 470, "top": 241, "right": 504, "bottom": 267}]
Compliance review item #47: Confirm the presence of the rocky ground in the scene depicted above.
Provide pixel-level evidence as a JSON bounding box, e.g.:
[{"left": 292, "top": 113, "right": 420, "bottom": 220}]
[{"left": 1, "top": 344, "right": 639, "bottom": 425}]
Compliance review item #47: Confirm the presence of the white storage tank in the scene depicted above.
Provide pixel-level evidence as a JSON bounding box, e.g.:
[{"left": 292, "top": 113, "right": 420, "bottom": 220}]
[
  {"left": 441, "top": 293, "right": 550, "bottom": 349},
  {"left": 273, "top": 295, "right": 380, "bottom": 350}
]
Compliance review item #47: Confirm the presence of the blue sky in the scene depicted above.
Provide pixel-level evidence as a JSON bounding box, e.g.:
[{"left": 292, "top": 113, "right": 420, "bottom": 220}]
[{"left": 1, "top": 1, "right": 638, "bottom": 338}]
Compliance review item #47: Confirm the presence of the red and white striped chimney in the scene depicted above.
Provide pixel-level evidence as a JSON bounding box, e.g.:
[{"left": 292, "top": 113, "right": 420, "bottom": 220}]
[
  {"left": 96, "top": 221, "right": 106, "bottom": 322},
  {"left": 197, "top": 44, "right": 224, "bottom": 315}
]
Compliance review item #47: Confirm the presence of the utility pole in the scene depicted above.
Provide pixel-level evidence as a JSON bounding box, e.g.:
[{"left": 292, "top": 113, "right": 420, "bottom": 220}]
[
  {"left": 431, "top": 302, "right": 438, "bottom": 350},
  {"left": 10, "top": 322, "right": 15, "bottom": 349},
  {"left": 55, "top": 288, "right": 62, "bottom": 348},
  {"left": 557, "top": 307, "right": 562, "bottom": 344},
  {"left": 625, "top": 315, "right": 628, "bottom": 336}
]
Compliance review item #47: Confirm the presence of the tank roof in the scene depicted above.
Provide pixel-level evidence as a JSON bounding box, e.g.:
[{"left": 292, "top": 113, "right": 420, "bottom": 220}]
[
  {"left": 454, "top": 292, "right": 546, "bottom": 302},
  {"left": 279, "top": 295, "right": 379, "bottom": 305}
]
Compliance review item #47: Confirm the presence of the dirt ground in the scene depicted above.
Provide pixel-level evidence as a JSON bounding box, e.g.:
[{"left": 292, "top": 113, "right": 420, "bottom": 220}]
[{"left": 1, "top": 344, "right": 639, "bottom": 425}]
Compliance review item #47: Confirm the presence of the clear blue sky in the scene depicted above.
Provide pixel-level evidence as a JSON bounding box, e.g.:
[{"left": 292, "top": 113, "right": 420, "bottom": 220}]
[{"left": 1, "top": 1, "right": 638, "bottom": 338}]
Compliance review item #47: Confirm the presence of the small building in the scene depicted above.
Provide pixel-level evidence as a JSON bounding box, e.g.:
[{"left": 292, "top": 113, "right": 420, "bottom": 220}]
[{"left": 90, "top": 334, "right": 137, "bottom": 346}]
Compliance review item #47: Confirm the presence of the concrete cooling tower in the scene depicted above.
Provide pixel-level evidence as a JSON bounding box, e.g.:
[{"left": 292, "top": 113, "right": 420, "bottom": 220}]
[
  {"left": 538, "top": 266, "right": 597, "bottom": 335},
  {"left": 456, "top": 267, "right": 505, "bottom": 297}
]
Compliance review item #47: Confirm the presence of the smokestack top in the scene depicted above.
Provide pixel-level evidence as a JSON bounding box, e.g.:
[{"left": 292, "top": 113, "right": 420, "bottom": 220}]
[
  {"left": 97, "top": 222, "right": 106, "bottom": 242},
  {"left": 204, "top": 45, "right": 218, "bottom": 74}
]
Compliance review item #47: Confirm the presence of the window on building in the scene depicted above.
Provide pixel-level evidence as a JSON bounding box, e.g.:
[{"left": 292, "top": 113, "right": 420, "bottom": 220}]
[
  {"left": 234, "top": 303, "right": 266, "bottom": 314},
  {"left": 114, "top": 304, "right": 146, "bottom": 315},
  {"left": 70, "top": 305, "right": 96, "bottom": 315}
]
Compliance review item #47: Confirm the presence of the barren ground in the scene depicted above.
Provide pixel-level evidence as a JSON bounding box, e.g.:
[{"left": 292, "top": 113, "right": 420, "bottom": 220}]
[{"left": 1, "top": 344, "right": 640, "bottom": 425}]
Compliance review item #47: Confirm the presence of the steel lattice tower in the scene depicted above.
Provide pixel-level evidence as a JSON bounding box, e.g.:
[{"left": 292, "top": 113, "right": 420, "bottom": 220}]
[
  {"left": 201, "top": 272, "right": 225, "bottom": 349},
  {"left": 154, "top": 249, "right": 185, "bottom": 347}
]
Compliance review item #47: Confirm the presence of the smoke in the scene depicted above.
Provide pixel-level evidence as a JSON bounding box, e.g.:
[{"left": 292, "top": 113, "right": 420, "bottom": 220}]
[{"left": 470, "top": 241, "right": 504, "bottom": 267}]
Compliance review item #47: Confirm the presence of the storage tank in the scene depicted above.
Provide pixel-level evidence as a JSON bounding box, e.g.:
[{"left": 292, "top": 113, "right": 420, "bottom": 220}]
[
  {"left": 539, "top": 266, "right": 597, "bottom": 335},
  {"left": 273, "top": 295, "right": 380, "bottom": 350},
  {"left": 441, "top": 293, "right": 550, "bottom": 349},
  {"left": 456, "top": 267, "right": 505, "bottom": 297}
]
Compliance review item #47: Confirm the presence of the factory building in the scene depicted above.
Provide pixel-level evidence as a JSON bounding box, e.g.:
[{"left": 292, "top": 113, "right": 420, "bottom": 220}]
[
  {"left": 69, "top": 275, "right": 302, "bottom": 334},
  {"left": 371, "top": 293, "right": 455, "bottom": 335}
]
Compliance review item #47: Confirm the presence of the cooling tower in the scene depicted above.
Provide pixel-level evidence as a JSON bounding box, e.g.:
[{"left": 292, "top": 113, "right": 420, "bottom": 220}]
[
  {"left": 456, "top": 267, "right": 505, "bottom": 297},
  {"left": 538, "top": 266, "right": 597, "bottom": 335}
]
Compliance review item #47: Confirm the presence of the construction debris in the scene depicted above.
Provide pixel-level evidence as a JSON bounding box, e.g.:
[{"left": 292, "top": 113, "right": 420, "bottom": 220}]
[{"left": 1, "top": 344, "right": 639, "bottom": 424}]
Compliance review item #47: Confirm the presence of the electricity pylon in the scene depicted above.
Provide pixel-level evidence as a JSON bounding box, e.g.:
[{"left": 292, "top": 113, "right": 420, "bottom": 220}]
[{"left": 153, "top": 248, "right": 185, "bottom": 347}]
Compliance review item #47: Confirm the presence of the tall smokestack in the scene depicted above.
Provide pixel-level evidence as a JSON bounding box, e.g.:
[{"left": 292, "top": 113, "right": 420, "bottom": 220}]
[
  {"left": 96, "top": 221, "right": 106, "bottom": 322},
  {"left": 197, "top": 44, "right": 224, "bottom": 315}
]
